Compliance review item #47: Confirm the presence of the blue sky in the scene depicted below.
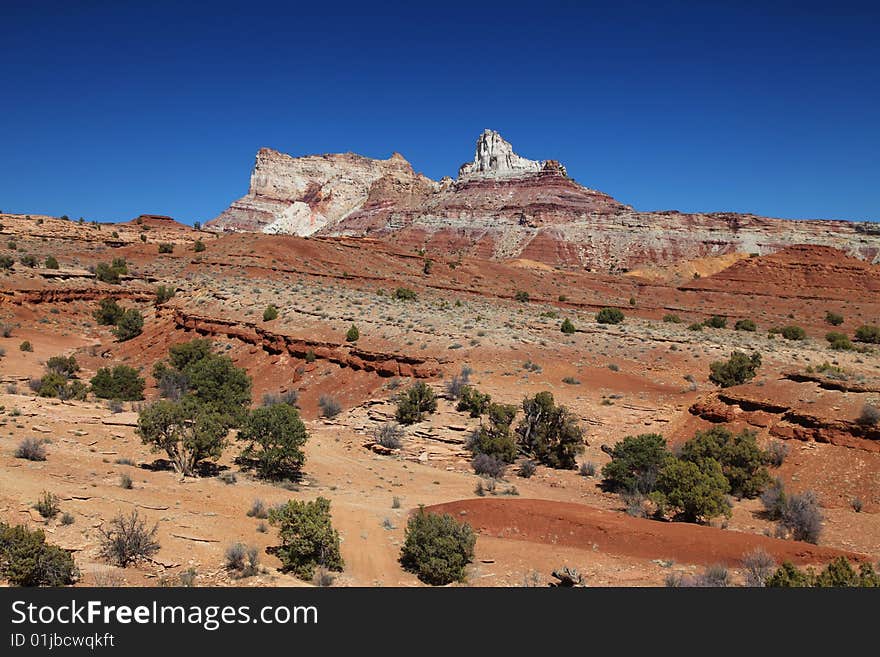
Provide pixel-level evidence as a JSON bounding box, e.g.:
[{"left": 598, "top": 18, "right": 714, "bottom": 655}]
[{"left": 1, "top": 1, "right": 878, "bottom": 224}]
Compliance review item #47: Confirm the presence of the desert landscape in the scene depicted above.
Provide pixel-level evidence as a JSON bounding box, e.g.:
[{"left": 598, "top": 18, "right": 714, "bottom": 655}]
[{"left": 1, "top": 131, "right": 878, "bottom": 588}]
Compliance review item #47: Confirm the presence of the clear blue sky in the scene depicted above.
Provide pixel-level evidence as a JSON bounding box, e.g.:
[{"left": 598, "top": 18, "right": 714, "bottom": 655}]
[{"left": 1, "top": 1, "right": 877, "bottom": 224}]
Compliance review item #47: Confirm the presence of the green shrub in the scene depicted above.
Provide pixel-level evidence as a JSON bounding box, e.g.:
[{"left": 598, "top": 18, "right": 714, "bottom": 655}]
[
  {"left": 345, "top": 324, "right": 360, "bottom": 342},
  {"left": 44, "top": 255, "right": 59, "bottom": 269},
  {"left": 158, "top": 243, "right": 174, "bottom": 254},
  {"left": 0, "top": 522, "right": 79, "bottom": 586},
  {"left": 269, "top": 497, "right": 343, "bottom": 580},
  {"left": 780, "top": 325, "right": 806, "bottom": 341},
  {"left": 37, "top": 372, "right": 88, "bottom": 400},
  {"left": 193, "top": 240, "right": 206, "bottom": 252},
  {"left": 136, "top": 399, "right": 228, "bottom": 476},
  {"left": 704, "top": 315, "right": 727, "bottom": 329},
  {"left": 560, "top": 318, "right": 576, "bottom": 334},
  {"left": 399, "top": 507, "right": 476, "bottom": 585},
  {"left": 112, "top": 308, "right": 144, "bottom": 341},
  {"left": 854, "top": 325, "right": 880, "bottom": 344},
  {"left": 734, "top": 319, "right": 756, "bottom": 332},
  {"left": 662, "top": 314, "right": 682, "bottom": 323},
  {"left": 19, "top": 254, "right": 37, "bottom": 268},
  {"left": 596, "top": 307, "right": 624, "bottom": 324},
  {"left": 515, "top": 391, "right": 585, "bottom": 469},
  {"left": 601, "top": 433, "right": 669, "bottom": 493},
  {"left": 93, "top": 298, "right": 124, "bottom": 325},
  {"left": 393, "top": 287, "right": 417, "bottom": 301},
  {"left": 395, "top": 382, "right": 438, "bottom": 425},
  {"left": 34, "top": 491, "right": 60, "bottom": 519},
  {"left": 237, "top": 403, "right": 307, "bottom": 479},
  {"left": 156, "top": 285, "right": 176, "bottom": 304},
  {"left": 47, "top": 355, "right": 79, "bottom": 377},
  {"left": 95, "top": 258, "right": 127, "bottom": 284},
  {"left": 825, "top": 311, "right": 844, "bottom": 326},
  {"left": 90, "top": 365, "right": 146, "bottom": 401},
  {"left": 263, "top": 304, "right": 279, "bottom": 321},
  {"left": 152, "top": 340, "right": 251, "bottom": 427},
  {"left": 679, "top": 426, "right": 770, "bottom": 498},
  {"left": 0, "top": 254, "right": 14, "bottom": 270},
  {"left": 826, "top": 332, "right": 853, "bottom": 350},
  {"left": 765, "top": 562, "right": 814, "bottom": 587},
  {"left": 764, "top": 558, "right": 880, "bottom": 588},
  {"left": 708, "top": 351, "right": 761, "bottom": 387},
  {"left": 19, "top": 340, "right": 32, "bottom": 352},
  {"left": 687, "top": 322, "right": 704, "bottom": 331},
  {"left": 514, "top": 290, "right": 530, "bottom": 302},
  {"left": 467, "top": 403, "right": 518, "bottom": 463},
  {"left": 651, "top": 457, "right": 731, "bottom": 522},
  {"left": 456, "top": 385, "right": 492, "bottom": 417}
]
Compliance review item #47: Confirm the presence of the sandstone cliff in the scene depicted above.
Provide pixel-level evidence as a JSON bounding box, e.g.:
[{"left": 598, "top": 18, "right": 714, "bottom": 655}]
[{"left": 207, "top": 130, "right": 880, "bottom": 270}]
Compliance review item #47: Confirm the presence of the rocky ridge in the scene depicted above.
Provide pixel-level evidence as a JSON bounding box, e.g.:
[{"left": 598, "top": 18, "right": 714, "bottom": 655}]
[{"left": 207, "top": 131, "right": 880, "bottom": 270}]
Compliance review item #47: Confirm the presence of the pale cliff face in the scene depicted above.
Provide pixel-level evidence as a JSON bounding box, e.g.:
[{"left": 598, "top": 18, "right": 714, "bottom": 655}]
[
  {"left": 210, "top": 148, "right": 434, "bottom": 236},
  {"left": 457, "top": 129, "right": 545, "bottom": 179}
]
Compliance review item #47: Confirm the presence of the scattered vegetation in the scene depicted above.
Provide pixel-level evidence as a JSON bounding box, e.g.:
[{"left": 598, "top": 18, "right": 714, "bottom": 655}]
[
  {"left": 33, "top": 491, "right": 60, "bottom": 519},
  {"left": 826, "top": 332, "right": 853, "bottom": 350},
  {"left": 456, "top": 385, "right": 491, "bottom": 417},
  {"left": 374, "top": 422, "right": 404, "bottom": 449},
  {"left": 393, "top": 287, "right": 417, "bottom": 301},
  {"left": 734, "top": 319, "right": 756, "bottom": 332},
  {"left": 269, "top": 497, "right": 344, "bottom": 581},
  {"left": 0, "top": 522, "right": 79, "bottom": 586},
  {"left": 95, "top": 258, "right": 128, "bottom": 284},
  {"left": 854, "top": 325, "right": 880, "bottom": 344},
  {"left": 399, "top": 507, "right": 476, "bottom": 585},
  {"left": 98, "top": 510, "right": 161, "bottom": 567},
  {"left": 825, "top": 311, "right": 844, "bottom": 326},
  {"left": 467, "top": 402, "right": 518, "bottom": 463},
  {"left": 778, "top": 325, "right": 806, "bottom": 341},
  {"left": 596, "top": 307, "right": 624, "bottom": 324},
  {"left": 94, "top": 298, "right": 124, "bottom": 325},
  {"left": 112, "top": 308, "right": 144, "bottom": 342},
  {"left": 708, "top": 351, "right": 761, "bottom": 387},
  {"left": 263, "top": 304, "right": 279, "bottom": 321},
  {"left": 237, "top": 402, "right": 308, "bottom": 479},
  {"left": 156, "top": 285, "right": 176, "bottom": 305},
  {"left": 766, "top": 558, "right": 880, "bottom": 587},
  {"left": 514, "top": 391, "right": 585, "bottom": 469},
  {"left": 15, "top": 437, "right": 47, "bottom": 461},
  {"left": 90, "top": 365, "right": 146, "bottom": 400},
  {"left": 856, "top": 403, "right": 880, "bottom": 427},
  {"left": 395, "top": 382, "right": 438, "bottom": 424}
]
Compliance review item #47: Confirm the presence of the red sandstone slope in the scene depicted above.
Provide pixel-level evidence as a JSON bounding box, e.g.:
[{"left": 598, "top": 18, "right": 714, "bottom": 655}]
[{"left": 680, "top": 244, "right": 880, "bottom": 300}]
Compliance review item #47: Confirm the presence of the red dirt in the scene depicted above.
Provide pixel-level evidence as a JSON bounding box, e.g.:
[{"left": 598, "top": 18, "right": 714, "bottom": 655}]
[{"left": 425, "top": 498, "right": 867, "bottom": 567}]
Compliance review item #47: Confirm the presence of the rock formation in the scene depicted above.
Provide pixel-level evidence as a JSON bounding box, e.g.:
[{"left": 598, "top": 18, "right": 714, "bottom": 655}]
[
  {"left": 458, "top": 129, "right": 549, "bottom": 179},
  {"left": 207, "top": 131, "right": 880, "bottom": 270},
  {"left": 209, "top": 148, "right": 436, "bottom": 236}
]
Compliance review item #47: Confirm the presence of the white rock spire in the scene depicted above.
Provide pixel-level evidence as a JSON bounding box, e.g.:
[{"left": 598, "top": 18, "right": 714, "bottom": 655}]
[{"left": 457, "top": 129, "right": 545, "bottom": 179}]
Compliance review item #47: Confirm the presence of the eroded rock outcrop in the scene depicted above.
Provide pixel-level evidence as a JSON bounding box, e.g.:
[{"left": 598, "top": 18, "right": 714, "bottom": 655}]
[
  {"left": 209, "top": 148, "right": 436, "bottom": 236},
  {"left": 208, "top": 131, "right": 880, "bottom": 270}
]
